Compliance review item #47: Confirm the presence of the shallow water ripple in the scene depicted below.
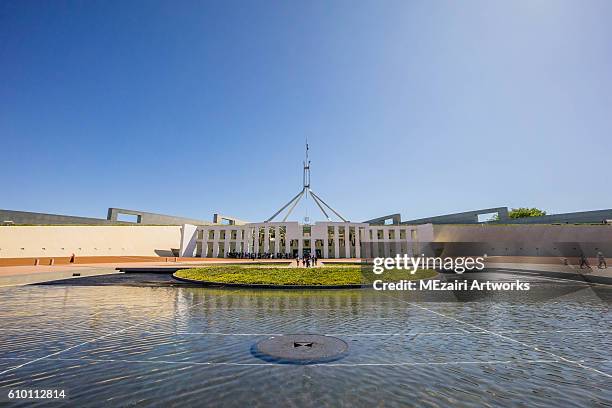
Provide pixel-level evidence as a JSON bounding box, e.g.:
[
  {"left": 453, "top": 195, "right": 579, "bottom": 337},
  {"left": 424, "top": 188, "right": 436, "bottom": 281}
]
[{"left": 0, "top": 279, "right": 610, "bottom": 407}]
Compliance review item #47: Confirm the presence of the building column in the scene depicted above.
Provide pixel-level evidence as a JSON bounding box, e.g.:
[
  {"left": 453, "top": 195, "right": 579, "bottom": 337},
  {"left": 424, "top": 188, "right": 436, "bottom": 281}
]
[
  {"left": 298, "top": 235, "right": 303, "bottom": 258},
  {"left": 200, "top": 228, "right": 208, "bottom": 258},
  {"left": 334, "top": 226, "right": 340, "bottom": 259},
  {"left": 212, "top": 229, "right": 220, "bottom": 257},
  {"left": 251, "top": 228, "right": 257, "bottom": 254},
  {"left": 235, "top": 230, "right": 242, "bottom": 253},
  {"left": 362, "top": 228, "right": 368, "bottom": 259},
  {"left": 284, "top": 227, "right": 291, "bottom": 255},
  {"left": 381, "top": 227, "right": 388, "bottom": 257},
  {"left": 355, "top": 227, "right": 361, "bottom": 259},
  {"left": 275, "top": 226, "right": 281, "bottom": 254},
  {"left": 344, "top": 224, "right": 351, "bottom": 259},
  {"left": 251, "top": 229, "right": 256, "bottom": 253},
  {"left": 394, "top": 227, "right": 401, "bottom": 255},
  {"left": 244, "top": 227, "right": 253, "bottom": 253},
  {"left": 242, "top": 229, "right": 248, "bottom": 253},
  {"left": 254, "top": 227, "right": 260, "bottom": 255},
  {"left": 323, "top": 227, "right": 329, "bottom": 259},
  {"left": 371, "top": 227, "right": 379, "bottom": 258},
  {"left": 224, "top": 230, "right": 230, "bottom": 257},
  {"left": 264, "top": 226, "right": 270, "bottom": 254}
]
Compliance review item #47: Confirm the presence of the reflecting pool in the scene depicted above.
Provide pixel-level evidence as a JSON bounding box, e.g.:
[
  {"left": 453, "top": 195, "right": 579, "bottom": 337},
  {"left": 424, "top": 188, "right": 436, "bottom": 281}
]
[{"left": 0, "top": 271, "right": 610, "bottom": 407}]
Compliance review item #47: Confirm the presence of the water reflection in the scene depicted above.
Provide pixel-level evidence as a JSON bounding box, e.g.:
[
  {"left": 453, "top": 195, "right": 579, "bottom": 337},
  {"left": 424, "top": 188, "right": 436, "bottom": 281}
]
[{"left": 0, "top": 274, "right": 609, "bottom": 407}]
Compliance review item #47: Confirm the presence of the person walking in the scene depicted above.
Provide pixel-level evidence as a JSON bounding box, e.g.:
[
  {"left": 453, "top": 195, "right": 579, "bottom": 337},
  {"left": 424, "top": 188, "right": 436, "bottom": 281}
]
[
  {"left": 597, "top": 251, "right": 607, "bottom": 269},
  {"left": 579, "top": 254, "right": 590, "bottom": 269}
]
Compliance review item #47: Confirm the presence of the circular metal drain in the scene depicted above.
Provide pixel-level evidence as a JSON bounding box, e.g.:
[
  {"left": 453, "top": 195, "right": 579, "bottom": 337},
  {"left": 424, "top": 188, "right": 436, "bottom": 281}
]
[{"left": 253, "top": 334, "right": 348, "bottom": 364}]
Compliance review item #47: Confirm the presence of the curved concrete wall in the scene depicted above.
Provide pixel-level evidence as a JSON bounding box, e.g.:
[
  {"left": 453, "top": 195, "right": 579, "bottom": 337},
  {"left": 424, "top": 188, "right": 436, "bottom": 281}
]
[
  {"left": 431, "top": 224, "right": 612, "bottom": 257},
  {"left": 434, "top": 224, "right": 612, "bottom": 242},
  {"left": 0, "top": 226, "right": 181, "bottom": 258},
  {"left": 0, "top": 209, "right": 116, "bottom": 225}
]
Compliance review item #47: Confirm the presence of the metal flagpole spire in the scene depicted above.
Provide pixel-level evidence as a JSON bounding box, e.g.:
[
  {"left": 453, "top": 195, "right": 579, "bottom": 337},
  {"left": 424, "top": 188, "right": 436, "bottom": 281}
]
[
  {"left": 266, "top": 141, "right": 348, "bottom": 223},
  {"left": 303, "top": 138, "right": 309, "bottom": 222}
]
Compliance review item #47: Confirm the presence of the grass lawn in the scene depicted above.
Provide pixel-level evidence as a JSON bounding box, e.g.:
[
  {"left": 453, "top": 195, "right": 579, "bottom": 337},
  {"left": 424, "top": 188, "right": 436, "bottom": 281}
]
[
  {"left": 208, "top": 262, "right": 293, "bottom": 266},
  {"left": 174, "top": 265, "right": 437, "bottom": 286},
  {"left": 320, "top": 261, "right": 364, "bottom": 266}
]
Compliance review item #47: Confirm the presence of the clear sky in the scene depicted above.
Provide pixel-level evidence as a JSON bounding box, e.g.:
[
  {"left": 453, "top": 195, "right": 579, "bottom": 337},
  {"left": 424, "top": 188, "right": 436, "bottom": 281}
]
[{"left": 1, "top": 0, "right": 611, "bottom": 223}]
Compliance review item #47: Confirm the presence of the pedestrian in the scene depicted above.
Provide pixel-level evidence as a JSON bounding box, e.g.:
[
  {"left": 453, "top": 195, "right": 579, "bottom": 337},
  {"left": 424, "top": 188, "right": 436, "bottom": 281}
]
[
  {"left": 69, "top": 253, "right": 75, "bottom": 264},
  {"left": 579, "top": 254, "right": 590, "bottom": 269},
  {"left": 598, "top": 251, "right": 607, "bottom": 269}
]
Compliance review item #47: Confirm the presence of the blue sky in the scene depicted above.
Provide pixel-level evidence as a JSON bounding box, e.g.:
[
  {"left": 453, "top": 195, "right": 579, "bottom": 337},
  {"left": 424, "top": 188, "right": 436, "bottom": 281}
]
[{"left": 1, "top": 0, "right": 611, "bottom": 223}]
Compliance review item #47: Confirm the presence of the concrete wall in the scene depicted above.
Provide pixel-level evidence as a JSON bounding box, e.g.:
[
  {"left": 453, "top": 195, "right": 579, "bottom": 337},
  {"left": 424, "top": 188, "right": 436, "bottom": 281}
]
[
  {"left": 0, "top": 209, "right": 117, "bottom": 225},
  {"left": 363, "top": 214, "right": 402, "bottom": 225},
  {"left": 433, "top": 224, "right": 612, "bottom": 242},
  {"left": 1, "top": 208, "right": 211, "bottom": 226},
  {"left": 212, "top": 214, "right": 249, "bottom": 225},
  {"left": 496, "top": 209, "right": 612, "bottom": 224},
  {"left": 402, "top": 207, "right": 612, "bottom": 225},
  {"left": 0, "top": 226, "right": 182, "bottom": 258},
  {"left": 403, "top": 207, "right": 510, "bottom": 225},
  {"left": 431, "top": 224, "right": 612, "bottom": 257},
  {"left": 107, "top": 208, "right": 209, "bottom": 225},
  {"left": 179, "top": 224, "right": 198, "bottom": 257}
]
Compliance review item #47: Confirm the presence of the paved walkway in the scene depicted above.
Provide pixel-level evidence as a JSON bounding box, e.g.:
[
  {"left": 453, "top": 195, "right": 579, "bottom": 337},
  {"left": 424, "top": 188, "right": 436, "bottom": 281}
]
[
  {"left": 3, "top": 257, "right": 606, "bottom": 287},
  {"left": 0, "top": 260, "right": 216, "bottom": 287},
  {"left": 0, "top": 266, "right": 120, "bottom": 287},
  {"left": 486, "top": 261, "right": 612, "bottom": 279},
  {"left": 0, "top": 258, "right": 363, "bottom": 286}
]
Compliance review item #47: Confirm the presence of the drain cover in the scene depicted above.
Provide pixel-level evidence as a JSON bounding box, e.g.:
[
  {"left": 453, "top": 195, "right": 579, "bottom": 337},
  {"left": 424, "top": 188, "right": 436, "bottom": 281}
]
[{"left": 254, "top": 334, "right": 348, "bottom": 364}]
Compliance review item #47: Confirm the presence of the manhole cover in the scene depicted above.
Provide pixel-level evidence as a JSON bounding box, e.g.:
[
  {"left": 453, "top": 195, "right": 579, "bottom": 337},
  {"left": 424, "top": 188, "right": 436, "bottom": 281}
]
[{"left": 253, "top": 334, "right": 348, "bottom": 364}]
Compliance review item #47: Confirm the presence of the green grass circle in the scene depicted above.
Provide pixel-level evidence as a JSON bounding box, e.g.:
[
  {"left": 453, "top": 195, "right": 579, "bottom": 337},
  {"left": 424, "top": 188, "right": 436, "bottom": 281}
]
[{"left": 173, "top": 264, "right": 437, "bottom": 286}]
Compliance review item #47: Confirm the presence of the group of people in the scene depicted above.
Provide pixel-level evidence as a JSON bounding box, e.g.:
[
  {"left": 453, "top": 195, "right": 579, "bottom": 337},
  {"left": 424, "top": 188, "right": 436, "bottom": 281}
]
[
  {"left": 579, "top": 251, "right": 607, "bottom": 269},
  {"left": 226, "top": 251, "right": 293, "bottom": 259},
  {"left": 297, "top": 253, "right": 318, "bottom": 267}
]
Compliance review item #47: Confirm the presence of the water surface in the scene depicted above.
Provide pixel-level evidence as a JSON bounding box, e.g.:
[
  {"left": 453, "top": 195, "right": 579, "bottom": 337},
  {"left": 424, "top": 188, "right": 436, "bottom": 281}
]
[{"left": 0, "top": 271, "right": 610, "bottom": 407}]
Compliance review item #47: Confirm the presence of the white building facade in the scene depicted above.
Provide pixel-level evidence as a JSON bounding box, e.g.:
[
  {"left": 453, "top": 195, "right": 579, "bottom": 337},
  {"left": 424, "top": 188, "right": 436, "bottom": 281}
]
[{"left": 179, "top": 222, "right": 434, "bottom": 259}]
